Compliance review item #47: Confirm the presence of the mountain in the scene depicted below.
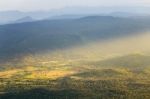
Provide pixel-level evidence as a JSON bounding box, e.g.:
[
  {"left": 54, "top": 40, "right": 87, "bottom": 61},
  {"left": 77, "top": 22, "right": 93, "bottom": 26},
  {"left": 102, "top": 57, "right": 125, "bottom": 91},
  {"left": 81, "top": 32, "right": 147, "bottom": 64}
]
[
  {"left": 53, "top": 6, "right": 150, "bottom": 16},
  {"left": 0, "top": 15, "right": 150, "bottom": 99},
  {"left": 13, "top": 16, "right": 34, "bottom": 23},
  {"left": 48, "top": 15, "right": 85, "bottom": 20},
  {"left": 0, "top": 16, "right": 150, "bottom": 59},
  {"left": 0, "top": 11, "right": 52, "bottom": 25},
  {"left": 1, "top": 6, "right": 150, "bottom": 25},
  {"left": 0, "top": 11, "right": 25, "bottom": 24},
  {"left": 108, "top": 12, "right": 141, "bottom": 17}
]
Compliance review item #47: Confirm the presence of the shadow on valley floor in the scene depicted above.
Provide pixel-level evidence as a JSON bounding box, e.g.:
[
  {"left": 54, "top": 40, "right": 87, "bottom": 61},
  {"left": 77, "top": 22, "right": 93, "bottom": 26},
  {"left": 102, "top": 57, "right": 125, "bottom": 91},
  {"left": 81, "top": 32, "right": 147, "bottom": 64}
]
[{"left": 0, "top": 88, "right": 83, "bottom": 99}]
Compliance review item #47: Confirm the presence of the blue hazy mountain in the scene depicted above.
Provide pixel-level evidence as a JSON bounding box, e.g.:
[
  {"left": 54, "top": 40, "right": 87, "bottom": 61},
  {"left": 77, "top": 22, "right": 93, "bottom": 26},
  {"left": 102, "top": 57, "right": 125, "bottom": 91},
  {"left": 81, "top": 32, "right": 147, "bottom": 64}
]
[
  {"left": 0, "top": 11, "right": 52, "bottom": 25},
  {"left": 48, "top": 15, "right": 86, "bottom": 20},
  {"left": 13, "top": 16, "right": 35, "bottom": 24},
  {"left": 0, "top": 16, "right": 150, "bottom": 59},
  {"left": 1, "top": 6, "right": 150, "bottom": 25},
  {"left": 0, "top": 11, "right": 25, "bottom": 25}
]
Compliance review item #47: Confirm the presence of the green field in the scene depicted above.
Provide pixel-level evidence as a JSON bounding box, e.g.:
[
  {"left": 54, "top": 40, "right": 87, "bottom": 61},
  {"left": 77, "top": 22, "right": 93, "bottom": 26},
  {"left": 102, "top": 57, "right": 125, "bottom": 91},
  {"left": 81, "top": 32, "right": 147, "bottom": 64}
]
[{"left": 0, "top": 54, "right": 150, "bottom": 99}]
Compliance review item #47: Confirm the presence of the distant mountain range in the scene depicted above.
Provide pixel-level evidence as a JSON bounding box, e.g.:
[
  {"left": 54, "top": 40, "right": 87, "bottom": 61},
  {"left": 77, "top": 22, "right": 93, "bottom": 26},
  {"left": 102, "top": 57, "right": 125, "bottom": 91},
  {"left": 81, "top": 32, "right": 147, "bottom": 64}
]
[
  {"left": 0, "top": 16, "right": 150, "bottom": 59},
  {"left": 1, "top": 6, "right": 150, "bottom": 25},
  {"left": 0, "top": 11, "right": 52, "bottom": 25},
  {"left": 13, "top": 16, "right": 34, "bottom": 24}
]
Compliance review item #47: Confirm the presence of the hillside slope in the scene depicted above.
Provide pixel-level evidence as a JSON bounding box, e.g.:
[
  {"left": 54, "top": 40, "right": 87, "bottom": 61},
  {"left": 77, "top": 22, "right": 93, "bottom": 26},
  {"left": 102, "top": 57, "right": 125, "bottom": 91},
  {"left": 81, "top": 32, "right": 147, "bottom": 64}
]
[{"left": 0, "top": 16, "right": 150, "bottom": 59}]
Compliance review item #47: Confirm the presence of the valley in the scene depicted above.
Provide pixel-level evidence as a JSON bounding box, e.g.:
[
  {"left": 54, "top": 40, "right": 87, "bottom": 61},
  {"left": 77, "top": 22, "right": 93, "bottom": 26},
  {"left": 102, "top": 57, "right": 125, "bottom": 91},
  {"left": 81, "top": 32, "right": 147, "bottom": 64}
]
[{"left": 0, "top": 16, "right": 150, "bottom": 99}]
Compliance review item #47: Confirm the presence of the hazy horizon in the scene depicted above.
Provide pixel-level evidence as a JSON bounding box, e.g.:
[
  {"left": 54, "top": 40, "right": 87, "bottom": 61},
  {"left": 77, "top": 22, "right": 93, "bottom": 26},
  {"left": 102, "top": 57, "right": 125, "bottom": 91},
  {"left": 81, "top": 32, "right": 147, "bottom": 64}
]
[
  {"left": 0, "top": 0, "right": 150, "bottom": 12},
  {"left": 1, "top": 1, "right": 150, "bottom": 99}
]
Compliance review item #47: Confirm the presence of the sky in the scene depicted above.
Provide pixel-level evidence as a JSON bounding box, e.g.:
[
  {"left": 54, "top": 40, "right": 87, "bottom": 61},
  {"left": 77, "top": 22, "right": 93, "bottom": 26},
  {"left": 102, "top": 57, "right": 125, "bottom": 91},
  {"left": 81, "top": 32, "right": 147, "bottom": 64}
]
[{"left": 0, "top": 0, "right": 150, "bottom": 11}]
